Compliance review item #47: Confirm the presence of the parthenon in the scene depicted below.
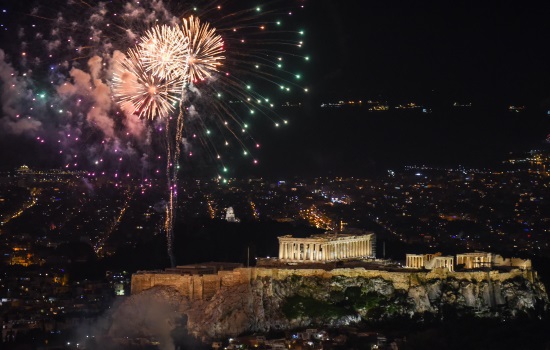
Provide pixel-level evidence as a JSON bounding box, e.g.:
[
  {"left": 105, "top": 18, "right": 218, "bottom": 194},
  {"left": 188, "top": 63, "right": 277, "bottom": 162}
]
[{"left": 278, "top": 231, "right": 375, "bottom": 262}]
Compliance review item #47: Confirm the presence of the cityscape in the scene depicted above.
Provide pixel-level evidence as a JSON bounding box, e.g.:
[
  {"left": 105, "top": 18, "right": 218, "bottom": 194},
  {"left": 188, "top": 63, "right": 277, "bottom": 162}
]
[
  {"left": 1, "top": 0, "right": 550, "bottom": 349},
  {"left": 1, "top": 148, "right": 550, "bottom": 348},
  {"left": 5, "top": 148, "right": 550, "bottom": 263}
]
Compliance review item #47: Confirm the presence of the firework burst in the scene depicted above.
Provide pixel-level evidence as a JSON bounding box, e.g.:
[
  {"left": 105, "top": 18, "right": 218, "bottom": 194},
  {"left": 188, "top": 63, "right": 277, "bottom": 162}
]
[
  {"left": 181, "top": 15, "right": 225, "bottom": 83},
  {"left": 139, "top": 24, "right": 190, "bottom": 81},
  {"left": 112, "top": 48, "right": 183, "bottom": 120}
]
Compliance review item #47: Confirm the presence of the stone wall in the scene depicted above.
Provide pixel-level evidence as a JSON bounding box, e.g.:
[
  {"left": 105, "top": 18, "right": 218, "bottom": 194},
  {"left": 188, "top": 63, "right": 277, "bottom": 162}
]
[{"left": 131, "top": 267, "right": 535, "bottom": 300}]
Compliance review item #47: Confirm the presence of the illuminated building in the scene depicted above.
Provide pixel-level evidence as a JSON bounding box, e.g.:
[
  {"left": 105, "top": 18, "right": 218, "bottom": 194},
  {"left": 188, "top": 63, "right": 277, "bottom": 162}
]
[
  {"left": 406, "top": 252, "right": 531, "bottom": 271},
  {"left": 225, "top": 207, "right": 240, "bottom": 223},
  {"left": 277, "top": 231, "right": 375, "bottom": 262},
  {"left": 406, "top": 253, "right": 454, "bottom": 272}
]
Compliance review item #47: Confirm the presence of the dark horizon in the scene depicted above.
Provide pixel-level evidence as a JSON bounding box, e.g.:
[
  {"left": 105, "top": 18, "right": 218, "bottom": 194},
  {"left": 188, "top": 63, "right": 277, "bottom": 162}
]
[{"left": 2, "top": 104, "right": 548, "bottom": 180}]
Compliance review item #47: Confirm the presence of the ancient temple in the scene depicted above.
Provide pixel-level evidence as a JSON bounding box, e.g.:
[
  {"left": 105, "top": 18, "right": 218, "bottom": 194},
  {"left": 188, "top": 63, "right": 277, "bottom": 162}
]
[
  {"left": 406, "top": 251, "right": 531, "bottom": 272},
  {"left": 277, "top": 231, "right": 375, "bottom": 262},
  {"left": 456, "top": 252, "right": 492, "bottom": 269},
  {"left": 406, "top": 253, "right": 455, "bottom": 272}
]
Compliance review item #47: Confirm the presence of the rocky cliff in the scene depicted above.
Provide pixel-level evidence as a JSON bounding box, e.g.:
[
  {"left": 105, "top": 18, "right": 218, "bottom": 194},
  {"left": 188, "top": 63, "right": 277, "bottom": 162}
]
[{"left": 110, "top": 267, "right": 549, "bottom": 342}]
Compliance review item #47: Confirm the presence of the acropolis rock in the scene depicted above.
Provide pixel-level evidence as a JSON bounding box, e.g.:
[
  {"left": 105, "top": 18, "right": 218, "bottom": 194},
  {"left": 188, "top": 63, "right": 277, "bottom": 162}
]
[{"left": 109, "top": 266, "right": 549, "bottom": 342}]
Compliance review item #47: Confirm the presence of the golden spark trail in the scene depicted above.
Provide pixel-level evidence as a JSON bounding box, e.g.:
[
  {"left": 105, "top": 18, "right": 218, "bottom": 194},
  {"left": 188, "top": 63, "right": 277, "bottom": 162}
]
[{"left": 113, "top": 18, "right": 224, "bottom": 267}]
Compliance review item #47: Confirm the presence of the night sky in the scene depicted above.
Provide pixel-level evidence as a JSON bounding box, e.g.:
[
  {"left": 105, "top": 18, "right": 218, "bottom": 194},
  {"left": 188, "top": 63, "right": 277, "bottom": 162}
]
[
  {"left": 305, "top": 1, "right": 550, "bottom": 105},
  {"left": 1, "top": 0, "right": 550, "bottom": 177}
]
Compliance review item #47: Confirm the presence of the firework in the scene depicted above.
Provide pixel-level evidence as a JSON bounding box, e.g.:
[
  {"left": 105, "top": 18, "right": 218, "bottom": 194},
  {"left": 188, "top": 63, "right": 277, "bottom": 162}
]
[
  {"left": 1, "top": 0, "right": 309, "bottom": 267},
  {"left": 181, "top": 15, "right": 225, "bottom": 83},
  {"left": 139, "top": 24, "right": 190, "bottom": 81},
  {"left": 112, "top": 48, "right": 183, "bottom": 120}
]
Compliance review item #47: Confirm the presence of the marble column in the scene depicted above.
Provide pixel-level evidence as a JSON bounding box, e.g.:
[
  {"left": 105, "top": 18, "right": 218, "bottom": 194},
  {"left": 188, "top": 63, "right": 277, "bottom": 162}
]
[
  {"left": 287, "top": 243, "right": 290, "bottom": 260},
  {"left": 289, "top": 243, "right": 293, "bottom": 260},
  {"left": 313, "top": 244, "right": 318, "bottom": 261},
  {"left": 286, "top": 243, "right": 290, "bottom": 259},
  {"left": 342, "top": 243, "right": 348, "bottom": 259},
  {"left": 285, "top": 242, "right": 290, "bottom": 259},
  {"left": 346, "top": 242, "right": 349, "bottom": 258}
]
